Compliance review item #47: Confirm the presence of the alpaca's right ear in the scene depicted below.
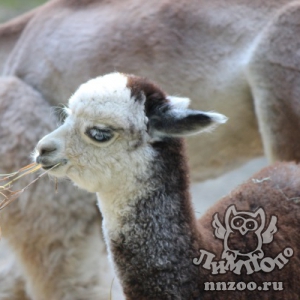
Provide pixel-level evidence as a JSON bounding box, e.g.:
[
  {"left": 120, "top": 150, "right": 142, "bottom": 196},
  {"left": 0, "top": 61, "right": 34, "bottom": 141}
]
[{"left": 148, "top": 104, "right": 228, "bottom": 138}]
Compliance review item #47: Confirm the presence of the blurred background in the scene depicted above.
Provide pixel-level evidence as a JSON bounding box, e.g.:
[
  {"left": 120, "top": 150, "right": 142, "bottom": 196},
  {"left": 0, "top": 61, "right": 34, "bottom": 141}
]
[{"left": 0, "top": 0, "right": 47, "bottom": 22}]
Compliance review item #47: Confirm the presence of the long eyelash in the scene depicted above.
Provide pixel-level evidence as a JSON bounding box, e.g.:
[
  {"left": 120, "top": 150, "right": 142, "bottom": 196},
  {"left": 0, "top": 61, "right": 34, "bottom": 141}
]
[{"left": 85, "top": 127, "right": 113, "bottom": 142}]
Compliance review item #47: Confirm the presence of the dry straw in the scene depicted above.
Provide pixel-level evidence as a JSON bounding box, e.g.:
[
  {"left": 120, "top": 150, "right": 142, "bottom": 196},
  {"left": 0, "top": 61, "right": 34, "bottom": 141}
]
[
  {"left": 0, "top": 162, "right": 60, "bottom": 238},
  {"left": 0, "top": 163, "right": 60, "bottom": 210}
]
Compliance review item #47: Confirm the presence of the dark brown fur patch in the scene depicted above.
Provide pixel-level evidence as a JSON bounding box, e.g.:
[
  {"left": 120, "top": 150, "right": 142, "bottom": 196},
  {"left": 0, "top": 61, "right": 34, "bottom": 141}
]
[
  {"left": 110, "top": 138, "right": 201, "bottom": 300},
  {"left": 126, "top": 74, "right": 169, "bottom": 117}
]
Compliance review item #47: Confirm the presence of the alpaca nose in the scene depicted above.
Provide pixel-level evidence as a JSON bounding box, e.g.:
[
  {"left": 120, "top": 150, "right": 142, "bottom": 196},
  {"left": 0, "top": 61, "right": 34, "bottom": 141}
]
[
  {"left": 37, "top": 139, "right": 58, "bottom": 155},
  {"left": 36, "top": 140, "right": 58, "bottom": 164},
  {"left": 39, "top": 145, "right": 57, "bottom": 156}
]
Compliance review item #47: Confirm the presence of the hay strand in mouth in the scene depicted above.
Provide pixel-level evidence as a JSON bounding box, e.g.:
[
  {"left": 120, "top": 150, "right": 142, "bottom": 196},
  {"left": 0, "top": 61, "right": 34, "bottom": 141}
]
[
  {"left": 0, "top": 163, "right": 42, "bottom": 188},
  {"left": 0, "top": 163, "right": 37, "bottom": 182},
  {"left": 0, "top": 163, "right": 60, "bottom": 210}
]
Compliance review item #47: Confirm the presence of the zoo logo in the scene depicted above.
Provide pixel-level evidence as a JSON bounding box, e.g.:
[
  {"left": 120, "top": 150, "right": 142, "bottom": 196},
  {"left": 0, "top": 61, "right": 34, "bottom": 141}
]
[{"left": 193, "top": 205, "right": 293, "bottom": 275}]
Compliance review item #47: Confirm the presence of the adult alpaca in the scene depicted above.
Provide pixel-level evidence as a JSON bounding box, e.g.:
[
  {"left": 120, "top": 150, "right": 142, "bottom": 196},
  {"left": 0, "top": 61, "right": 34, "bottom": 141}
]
[{"left": 35, "top": 73, "right": 300, "bottom": 299}]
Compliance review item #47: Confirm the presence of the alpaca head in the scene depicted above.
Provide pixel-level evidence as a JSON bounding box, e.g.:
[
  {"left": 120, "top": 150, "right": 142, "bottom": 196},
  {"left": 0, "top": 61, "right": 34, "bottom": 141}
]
[{"left": 35, "top": 73, "right": 227, "bottom": 193}]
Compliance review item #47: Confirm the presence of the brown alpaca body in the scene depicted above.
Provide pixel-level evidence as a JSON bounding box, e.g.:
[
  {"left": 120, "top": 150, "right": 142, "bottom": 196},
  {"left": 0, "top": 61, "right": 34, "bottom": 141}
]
[{"left": 198, "top": 162, "right": 300, "bottom": 299}]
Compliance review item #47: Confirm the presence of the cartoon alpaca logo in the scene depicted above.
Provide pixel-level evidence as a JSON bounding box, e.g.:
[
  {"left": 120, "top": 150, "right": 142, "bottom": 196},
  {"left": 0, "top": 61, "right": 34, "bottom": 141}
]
[{"left": 212, "top": 205, "right": 278, "bottom": 261}]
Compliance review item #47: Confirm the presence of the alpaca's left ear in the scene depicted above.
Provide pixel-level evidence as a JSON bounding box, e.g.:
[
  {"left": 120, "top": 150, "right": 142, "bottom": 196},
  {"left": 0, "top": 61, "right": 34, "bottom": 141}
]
[{"left": 148, "top": 96, "right": 228, "bottom": 138}]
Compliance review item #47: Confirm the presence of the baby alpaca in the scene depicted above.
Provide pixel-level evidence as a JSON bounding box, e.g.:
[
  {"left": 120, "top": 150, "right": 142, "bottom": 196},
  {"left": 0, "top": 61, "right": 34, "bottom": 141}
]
[{"left": 35, "top": 73, "right": 300, "bottom": 299}]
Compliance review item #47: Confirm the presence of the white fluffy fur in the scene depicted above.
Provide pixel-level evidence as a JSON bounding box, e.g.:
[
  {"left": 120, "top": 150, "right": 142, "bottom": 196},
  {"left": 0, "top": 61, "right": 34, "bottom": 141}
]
[
  {"left": 36, "top": 73, "right": 226, "bottom": 196},
  {"left": 167, "top": 96, "right": 191, "bottom": 109}
]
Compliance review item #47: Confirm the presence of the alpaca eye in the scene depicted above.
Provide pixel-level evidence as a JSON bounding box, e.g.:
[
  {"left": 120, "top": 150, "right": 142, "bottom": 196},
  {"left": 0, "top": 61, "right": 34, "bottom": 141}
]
[{"left": 86, "top": 127, "right": 113, "bottom": 142}]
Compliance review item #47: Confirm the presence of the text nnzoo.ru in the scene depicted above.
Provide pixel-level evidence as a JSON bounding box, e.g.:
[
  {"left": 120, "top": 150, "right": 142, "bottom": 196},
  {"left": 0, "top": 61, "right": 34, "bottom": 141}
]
[{"left": 204, "top": 281, "right": 283, "bottom": 291}]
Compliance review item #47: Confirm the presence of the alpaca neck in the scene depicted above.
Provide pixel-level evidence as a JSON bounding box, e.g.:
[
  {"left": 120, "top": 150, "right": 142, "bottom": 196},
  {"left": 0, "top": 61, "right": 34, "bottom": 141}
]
[{"left": 97, "top": 139, "right": 201, "bottom": 300}]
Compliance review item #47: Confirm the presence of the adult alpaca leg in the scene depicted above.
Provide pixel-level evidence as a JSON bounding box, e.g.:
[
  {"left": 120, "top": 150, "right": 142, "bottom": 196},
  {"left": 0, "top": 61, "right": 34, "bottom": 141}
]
[
  {"left": 247, "top": 2, "right": 300, "bottom": 163},
  {"left": 0, "top": 77, "right": 122, "bottom": 300}
]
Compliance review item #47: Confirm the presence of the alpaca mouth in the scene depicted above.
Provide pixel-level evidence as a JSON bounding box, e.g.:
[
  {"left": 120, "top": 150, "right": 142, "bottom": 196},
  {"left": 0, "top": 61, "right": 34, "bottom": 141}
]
[
  {"left": 42, "top": 164, "right": 57, "bottom": 170},
  {"left": 39, "top": 159, "right": 68, "bottom": 170}
]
